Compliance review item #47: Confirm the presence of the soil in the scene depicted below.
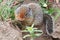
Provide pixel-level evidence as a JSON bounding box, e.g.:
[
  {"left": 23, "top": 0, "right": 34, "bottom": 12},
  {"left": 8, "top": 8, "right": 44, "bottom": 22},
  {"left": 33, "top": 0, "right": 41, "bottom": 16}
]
[
  {"left": 51, "top": 4, "right": 60, "bottom": 39},
  {"left": 52, "top": 16, "right": 60, "bottom": 39},
  {"left": 0, "top": 0, "right": 60, "bottom": 40},
  {"left": 0, "top": 21, "right": 22, "bottom": 40}
]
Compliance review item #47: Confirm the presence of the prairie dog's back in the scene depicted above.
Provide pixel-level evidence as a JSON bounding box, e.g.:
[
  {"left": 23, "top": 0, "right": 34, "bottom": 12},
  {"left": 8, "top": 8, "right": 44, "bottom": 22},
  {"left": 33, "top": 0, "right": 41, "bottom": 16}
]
[
  {"left": 28, "top": 3, "right": 43, "bottom": 25},
  {"left": 28, "top": 3, "right": 43, "bottom": 14}
]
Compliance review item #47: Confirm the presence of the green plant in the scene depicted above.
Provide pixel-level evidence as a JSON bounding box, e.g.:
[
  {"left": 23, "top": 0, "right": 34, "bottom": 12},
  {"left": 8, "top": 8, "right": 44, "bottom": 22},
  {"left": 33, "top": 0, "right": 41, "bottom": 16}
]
[
  {"left": 44, "top": 8, "right": 55, "bottom": 15},
  {"left": 22, "top": 24, "right": 43, "bottom": 40},
  {"left": 39, "top": 0, "right": 55, "bottom": 15},
  {"left": 39, "top": 0, "right": 48, "bottom": 8},
  {"left": 0, "top": 0, "right": 2, "bottom": 3},
  {"left": 0, "top": 0, "right": 18, "bottom": 20}
]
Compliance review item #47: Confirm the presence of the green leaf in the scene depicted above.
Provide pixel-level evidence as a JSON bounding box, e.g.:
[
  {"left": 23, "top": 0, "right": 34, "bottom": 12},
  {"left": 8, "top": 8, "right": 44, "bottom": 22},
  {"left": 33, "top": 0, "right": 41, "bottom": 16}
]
[
  {"left": 0, "top": 0, "right": 2, "bottom": 3},
  {"left": 23, "top": 34, "right": 31, "bottom": 38},
  {"left": 26, "top": 27, "right": 34, "bottom": 33},
  {"left": 21, "top": 30, "right": 28, "bottom": 32},
  {"left": 33, "top": 28, "right": 38, "bottom": 30},
  {"left": 35, "top": 33, "right": 43, "bottom": 37},
  {"left": 31, "top": 24, "right": 34, "bottom": 27},
  {"left": 43, "top": 3, "right": 47, "bottom": 7},
  {"left": 34, "top": 30, "right": 43, "bottom": 33},
  {"left": 48, "top": 8, "right": 55, "bottom": 15}
]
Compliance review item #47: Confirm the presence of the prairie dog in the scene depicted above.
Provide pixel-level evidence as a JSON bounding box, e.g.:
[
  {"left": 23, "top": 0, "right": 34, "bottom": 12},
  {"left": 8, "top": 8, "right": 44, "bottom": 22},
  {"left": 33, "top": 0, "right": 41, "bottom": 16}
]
[
  {"left": 15, "top": 3, "right": 54, "bottom": 36},
  {"left": 15, "top": 3, "right": 43, "bottom": 26}
]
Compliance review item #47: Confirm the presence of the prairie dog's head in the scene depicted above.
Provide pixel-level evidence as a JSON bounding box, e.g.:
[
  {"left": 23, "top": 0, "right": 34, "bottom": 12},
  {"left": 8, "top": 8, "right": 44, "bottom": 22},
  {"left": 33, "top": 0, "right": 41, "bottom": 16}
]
[{"left": 15, "top": 4, "right": 33, "bottom": 22}]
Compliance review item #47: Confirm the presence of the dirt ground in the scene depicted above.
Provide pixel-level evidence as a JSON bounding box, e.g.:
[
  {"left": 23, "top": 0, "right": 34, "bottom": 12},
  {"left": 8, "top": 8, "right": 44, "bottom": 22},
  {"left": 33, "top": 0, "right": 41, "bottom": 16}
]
[
  {"left": 0, "top": 0, "right": 60, "bottom": 40},
  {"left": 52, "top": 16, "right": 60, "bottom": 39}
]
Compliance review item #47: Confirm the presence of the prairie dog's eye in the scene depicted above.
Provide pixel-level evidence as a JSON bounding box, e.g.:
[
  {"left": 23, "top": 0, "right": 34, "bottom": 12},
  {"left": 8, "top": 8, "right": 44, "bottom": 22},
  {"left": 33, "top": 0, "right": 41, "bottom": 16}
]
[
  {"left": 25, "top": 8, "right": 32, "bottom": 17},
  {"left": 28, "top": 8, "right": 33, "bottom": 16}
]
